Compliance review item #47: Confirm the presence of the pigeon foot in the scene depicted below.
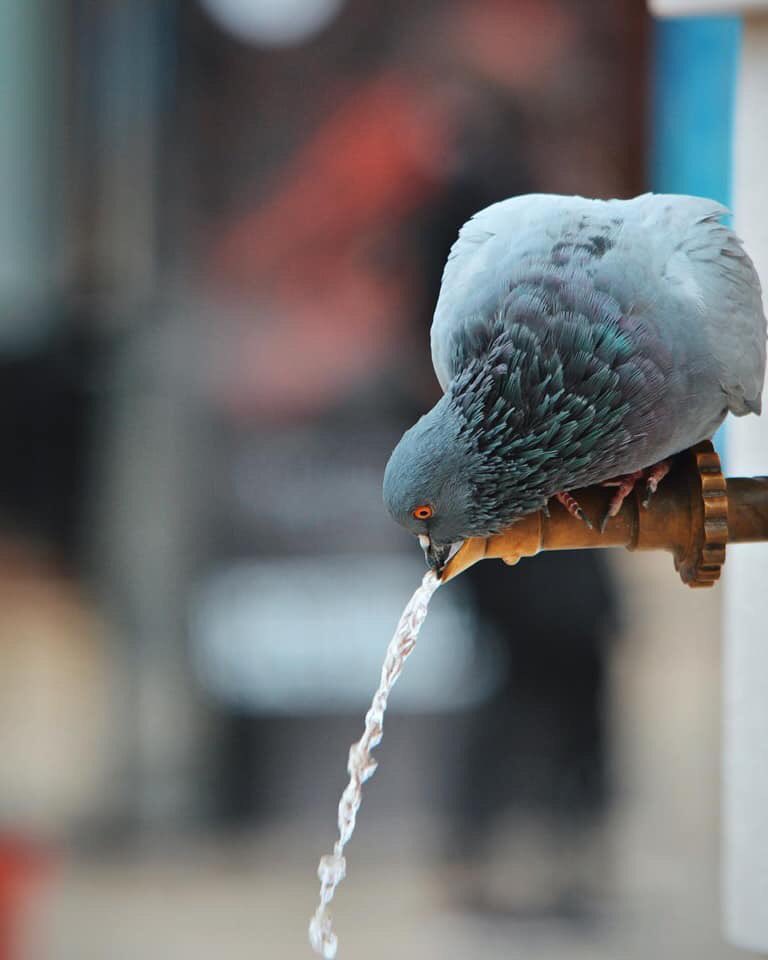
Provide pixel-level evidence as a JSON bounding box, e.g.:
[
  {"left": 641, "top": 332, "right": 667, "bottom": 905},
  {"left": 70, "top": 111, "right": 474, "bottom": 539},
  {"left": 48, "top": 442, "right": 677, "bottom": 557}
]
[
  {"left": 599, "top": 460, "right": 671, "bottom": 532},
  {"left": 554, "top": 491, "right": 593, "bottom": 529}
]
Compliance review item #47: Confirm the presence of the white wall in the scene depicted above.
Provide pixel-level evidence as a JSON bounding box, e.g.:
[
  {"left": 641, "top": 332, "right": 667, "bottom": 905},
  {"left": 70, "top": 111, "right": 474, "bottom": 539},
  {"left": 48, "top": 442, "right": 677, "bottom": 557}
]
[{"left": 724, "top": 13, "right": 768, "bottom": 954}]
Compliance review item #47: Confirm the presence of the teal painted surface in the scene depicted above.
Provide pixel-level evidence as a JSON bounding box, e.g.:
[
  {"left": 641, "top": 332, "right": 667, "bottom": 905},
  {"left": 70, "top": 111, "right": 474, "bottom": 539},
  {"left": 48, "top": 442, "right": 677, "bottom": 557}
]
[
  {"left": 650, "top": 16, "right": 740, "bottom": 206},
  {"left": 650, "top": 15, "right": 741, "bottom": 460}
]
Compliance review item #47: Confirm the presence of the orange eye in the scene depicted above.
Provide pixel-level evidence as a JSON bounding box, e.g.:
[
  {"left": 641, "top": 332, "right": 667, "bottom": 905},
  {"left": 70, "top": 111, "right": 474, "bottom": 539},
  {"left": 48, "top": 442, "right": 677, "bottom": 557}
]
[{"left": 412, "top": 504, "right": 433, "bottom": 521}]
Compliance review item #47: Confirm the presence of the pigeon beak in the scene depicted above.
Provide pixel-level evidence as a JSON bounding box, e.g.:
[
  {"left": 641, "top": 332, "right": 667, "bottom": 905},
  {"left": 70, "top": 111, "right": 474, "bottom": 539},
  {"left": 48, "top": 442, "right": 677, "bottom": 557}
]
[{"left": 418, "top": 535, "right": 463, "bottom": 576}]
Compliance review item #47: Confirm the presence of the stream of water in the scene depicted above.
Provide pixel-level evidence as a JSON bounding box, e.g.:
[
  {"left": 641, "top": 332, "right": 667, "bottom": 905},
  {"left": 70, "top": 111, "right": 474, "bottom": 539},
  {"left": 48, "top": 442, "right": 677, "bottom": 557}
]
[{"left": 308, "top": 569, "right": 442, "bottom": 958}]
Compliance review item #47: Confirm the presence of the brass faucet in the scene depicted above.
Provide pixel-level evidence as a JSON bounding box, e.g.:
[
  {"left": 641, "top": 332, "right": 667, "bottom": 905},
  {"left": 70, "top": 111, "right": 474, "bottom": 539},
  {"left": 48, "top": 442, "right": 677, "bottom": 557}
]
[{"left": 441, "top": 442, "right": 768, "bottom": 588}]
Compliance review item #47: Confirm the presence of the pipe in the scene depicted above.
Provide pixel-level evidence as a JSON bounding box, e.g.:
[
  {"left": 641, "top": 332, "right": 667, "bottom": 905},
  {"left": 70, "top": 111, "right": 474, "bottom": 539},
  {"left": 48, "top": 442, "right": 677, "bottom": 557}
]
[
  {"left": 441, "top": 444, "right": 768, "bottom": 587},
  {"left": 726, "top": 477, "right": 768, "bottom": 543}
]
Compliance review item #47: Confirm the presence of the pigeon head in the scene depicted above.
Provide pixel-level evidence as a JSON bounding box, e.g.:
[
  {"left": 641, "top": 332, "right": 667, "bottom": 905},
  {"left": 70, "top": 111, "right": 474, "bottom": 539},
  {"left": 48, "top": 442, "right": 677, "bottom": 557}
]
[
  {"left": 383, "top": 328, "right": 611, "bottom": 571},
  {"left": 383, "top": 347, "right": 560, "bottom": 571},
  {"left": 383, "top": 393, "right": 482, "bottom": 572}
]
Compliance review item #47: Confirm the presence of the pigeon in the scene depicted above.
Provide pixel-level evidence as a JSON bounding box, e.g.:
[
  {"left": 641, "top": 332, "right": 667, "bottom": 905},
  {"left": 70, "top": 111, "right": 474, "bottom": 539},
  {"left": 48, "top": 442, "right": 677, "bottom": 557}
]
[{"left": 383, "top": 193, "right": 766, "bottom": 571}]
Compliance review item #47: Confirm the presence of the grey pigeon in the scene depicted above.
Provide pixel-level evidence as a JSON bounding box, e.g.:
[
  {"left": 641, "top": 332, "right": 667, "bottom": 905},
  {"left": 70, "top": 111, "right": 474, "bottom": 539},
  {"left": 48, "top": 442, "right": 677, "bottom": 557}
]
[{"left": 383, "top": 193, "right": 766, "bottom": 570}]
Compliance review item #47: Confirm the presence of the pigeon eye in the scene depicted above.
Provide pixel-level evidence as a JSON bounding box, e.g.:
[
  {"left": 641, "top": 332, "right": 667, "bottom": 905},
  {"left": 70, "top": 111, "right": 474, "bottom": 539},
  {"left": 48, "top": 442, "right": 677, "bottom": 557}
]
[{"left": 412, "top": 505, "right": 433, "bottom": 520}]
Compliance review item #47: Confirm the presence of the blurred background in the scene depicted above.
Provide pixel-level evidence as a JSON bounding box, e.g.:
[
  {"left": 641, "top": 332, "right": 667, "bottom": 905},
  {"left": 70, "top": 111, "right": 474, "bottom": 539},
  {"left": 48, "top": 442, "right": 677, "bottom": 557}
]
[{"left": 0, "top": 1, "right": 747, "bottom": 957}]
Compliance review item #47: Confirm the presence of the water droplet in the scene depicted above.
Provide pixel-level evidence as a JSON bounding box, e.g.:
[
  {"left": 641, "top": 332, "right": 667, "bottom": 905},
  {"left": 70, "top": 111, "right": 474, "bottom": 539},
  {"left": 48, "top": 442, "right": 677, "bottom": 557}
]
[
  {"left": 317, "top": 853, "right": 346, "bottom": 886},
  {"left": 309, "top": 909, "right": 338, "bottom": 959}
]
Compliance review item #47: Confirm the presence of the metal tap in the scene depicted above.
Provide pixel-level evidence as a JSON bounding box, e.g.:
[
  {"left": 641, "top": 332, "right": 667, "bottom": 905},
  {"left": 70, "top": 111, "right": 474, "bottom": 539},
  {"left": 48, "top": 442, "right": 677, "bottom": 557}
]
[{"left": 441, "top": 442, "right": 768, "bottom": 587}]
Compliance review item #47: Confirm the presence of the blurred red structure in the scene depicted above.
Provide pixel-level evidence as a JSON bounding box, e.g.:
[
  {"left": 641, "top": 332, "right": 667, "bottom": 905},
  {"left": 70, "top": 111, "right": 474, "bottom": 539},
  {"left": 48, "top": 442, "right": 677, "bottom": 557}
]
[{"left": 0, "top": 836, "right": 50, "bottom": 960}]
